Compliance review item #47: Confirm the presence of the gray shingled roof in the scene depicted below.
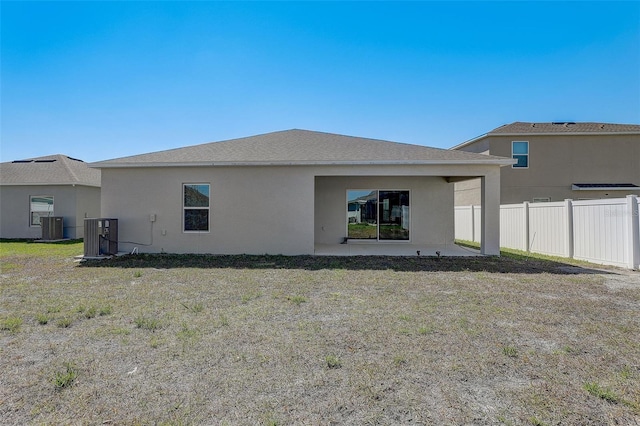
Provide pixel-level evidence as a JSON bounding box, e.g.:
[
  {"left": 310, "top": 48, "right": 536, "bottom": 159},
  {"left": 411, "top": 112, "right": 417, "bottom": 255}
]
[
  {"left": 489, "top": 121, "right": 640, "bottom": 134},
  {"left": 91, "top": 129, "right": 513, "bottom": 167},
  {"left": 0, "top": 154, "right": 101, "bottom": 187}
]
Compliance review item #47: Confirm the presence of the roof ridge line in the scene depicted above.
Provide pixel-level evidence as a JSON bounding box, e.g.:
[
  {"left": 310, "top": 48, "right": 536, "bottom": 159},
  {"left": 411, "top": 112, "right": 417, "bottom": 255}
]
[{"left": 59, "top": 155, "right": 80, "bottom": 183}]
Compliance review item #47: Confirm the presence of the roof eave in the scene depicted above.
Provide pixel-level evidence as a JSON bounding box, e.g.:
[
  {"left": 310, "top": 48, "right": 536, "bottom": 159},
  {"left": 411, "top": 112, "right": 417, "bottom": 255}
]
[
  {"left": 449, "top": 133, "right": 490, "bottom": 150},
  {"left": 0, "top": 182, "right": 100, "bottom": 187},
  {"left": 488, "top": 131, "right": 640, "bottom": 137},
  {"left": 91, "top": 159, "right": 515, "bottom": 168}
]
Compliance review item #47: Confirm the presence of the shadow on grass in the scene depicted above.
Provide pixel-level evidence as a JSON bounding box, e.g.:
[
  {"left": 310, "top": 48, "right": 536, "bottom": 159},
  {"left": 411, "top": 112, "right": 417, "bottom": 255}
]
[{"left": 79, "top": 253, "right": 615, "bottom": 274}]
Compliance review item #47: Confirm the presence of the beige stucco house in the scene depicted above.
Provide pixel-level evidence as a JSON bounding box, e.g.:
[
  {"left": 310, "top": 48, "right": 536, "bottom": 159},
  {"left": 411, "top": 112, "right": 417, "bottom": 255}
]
[
  {"left": 0, "top": 154, "right": 101, "bottom": 239},
  {"left": 91, "top": 129, "right": 514, "bottom": 256},
  {"left": 452, "top": 122, "right": 640, "bottom": 205}
]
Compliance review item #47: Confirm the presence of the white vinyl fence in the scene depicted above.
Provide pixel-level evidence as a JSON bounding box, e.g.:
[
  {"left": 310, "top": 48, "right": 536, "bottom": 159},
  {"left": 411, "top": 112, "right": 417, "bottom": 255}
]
[{"left": 455, "top": 195, "right": 640, "bottom": 269}]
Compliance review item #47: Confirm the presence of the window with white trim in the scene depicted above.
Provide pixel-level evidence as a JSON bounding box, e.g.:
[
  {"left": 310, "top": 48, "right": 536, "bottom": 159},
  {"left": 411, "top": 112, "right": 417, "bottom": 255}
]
[
  {"left": 30, "top": 195, "right": 54, "bottom": 226},
  {"left": 183, "top": 184, "right": 210, "bottom": 232},
  {"left": 512, "top": 141, "right": 529, "bottom": 168}
]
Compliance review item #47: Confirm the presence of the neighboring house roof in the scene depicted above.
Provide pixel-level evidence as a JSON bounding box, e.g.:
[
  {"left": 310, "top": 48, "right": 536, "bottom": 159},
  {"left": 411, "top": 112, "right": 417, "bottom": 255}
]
[
  {"left": 451, "top": 121, "right": 640, "bottom": 150},
  {"left": 0, "top": 154, "right": 101, "bottom": 187},
  {"left": 489, "top": 121, "right": 640, "bottom": 135},
  {"left": 91, "top": 129, "right": 514, "bottom": 168}
]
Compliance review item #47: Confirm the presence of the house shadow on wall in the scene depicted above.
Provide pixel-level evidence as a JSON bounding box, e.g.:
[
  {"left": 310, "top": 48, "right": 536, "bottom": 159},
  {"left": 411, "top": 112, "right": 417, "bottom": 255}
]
[{"left": 79, "top": 253, "right": 617, "bottom": 275}]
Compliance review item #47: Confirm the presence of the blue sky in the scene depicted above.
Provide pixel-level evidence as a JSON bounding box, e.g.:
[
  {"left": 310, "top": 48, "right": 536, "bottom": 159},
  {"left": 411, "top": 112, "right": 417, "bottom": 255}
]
[{"left": 2, "top": 1, "right": 639, "bottom": 163}]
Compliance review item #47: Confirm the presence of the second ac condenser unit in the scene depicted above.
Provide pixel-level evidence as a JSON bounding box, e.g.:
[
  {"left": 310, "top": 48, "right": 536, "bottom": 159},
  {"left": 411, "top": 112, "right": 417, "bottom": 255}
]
[
  {"left": 84, "top": 218, "right": 118, "bottom": 257},
  {"left": 41, "top": 216, "right": 64, "bottom": 240}
]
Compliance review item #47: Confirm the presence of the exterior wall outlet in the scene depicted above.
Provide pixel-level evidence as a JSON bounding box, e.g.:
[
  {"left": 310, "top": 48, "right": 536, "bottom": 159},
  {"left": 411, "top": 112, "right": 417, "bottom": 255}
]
[{"left": 150, "top": 214, "right": 156, "bottom": 222}]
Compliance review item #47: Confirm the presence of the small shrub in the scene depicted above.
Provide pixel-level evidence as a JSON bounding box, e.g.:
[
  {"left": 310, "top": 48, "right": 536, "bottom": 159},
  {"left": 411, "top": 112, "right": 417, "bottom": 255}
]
[
  {"left": 36, "top": 313, "right": 49, "bottom": 325},
  {"left": 56, "top": 317, "right": 73, "bottom": 328},
  {"left": 219, "top": 314, "right": 230, "bottom": 327},
  {"left": 133, "top": 271, "right": 142, "bottom": 278},
  {"left": 286, "top": 295, "right": 307, "bottom": 305},
  {"left": 418, "top": 325, "right": 434, "bottom": 335},
  {"left": 181, "top": 302, "right": 204, "bottom": 313},
  {"left": 1, "top": 317, "right": 22, "bottom": 333},
  {"left": 620, "top": 365, "right": 632, "bottom": 380},
  {"left": 241, "top": 292, "right": 261, "bottom": 304},
  {"left": 503, "top": 345, "right": 518, "bottom": 358},
  {"left": 325, "top": 355, "right": 341, "bottom": 369},
  {"left": 99, "top": 305, "right": 112, "bottom": 316},
  {"left": 583, "top": 382, "right": 619, "bottom": 403},
  {"left": 149, "top": 336, "right": 164, "bottom": 348},
  {"left": 46, "top": 305, "right": 61, "bottom": 314},
  {"left": 177, "top": 323, "right": 198, "bottom": 340},
  {"left": 528, "top": 417, "right": 548, "bottom": 426},
  {"left": 393, "top": 355, "right": 407, "bottom": 366},
  {"left": 84, "top": 306, "right": 97, "bottom": 319},
  {"left": 135, "top": 316, "right": 161, "bottom": 331},
  {"left": 53, "top": 362, "right": 78, "bottom": 389}
]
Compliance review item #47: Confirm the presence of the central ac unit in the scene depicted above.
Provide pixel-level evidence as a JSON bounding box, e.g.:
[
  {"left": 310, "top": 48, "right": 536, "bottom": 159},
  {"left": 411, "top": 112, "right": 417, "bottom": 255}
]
[
  {"left": 42, "top": 216, "right": 64, "bottom": 240},
  {"left": 84, "top": 218, "right": 118, "bottom": 257}
]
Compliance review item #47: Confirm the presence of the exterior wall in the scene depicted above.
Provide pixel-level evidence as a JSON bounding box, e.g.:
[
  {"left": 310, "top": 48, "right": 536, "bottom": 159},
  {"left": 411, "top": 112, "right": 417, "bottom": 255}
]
[
  {"left": 73, "top": 186, "right": 102, "bottom": 239},
  {"left": 100, "top": 166, "right": 316, "bottom": 255},
  {"left": 315, "top": 176, "right": 453, "bottom": 246},
  {"left": 100, "top": 162, "right": 503, "bottom": 255},
  {"left": 454, "top": 178, "right": 481, "bottom": 206},
  {"left": 0, "top": 185, "right": 99, "bottom": 239},
  {"left": 455, "top": 133, "right": 640, "bottom": 204}
]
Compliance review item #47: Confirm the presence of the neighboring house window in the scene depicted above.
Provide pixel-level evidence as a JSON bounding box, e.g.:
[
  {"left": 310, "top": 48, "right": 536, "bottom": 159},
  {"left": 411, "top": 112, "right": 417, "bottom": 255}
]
[
  {"left": 512, "top": 141, "right": 529, "bottom": 168},
  {"left": 183, "top": 184, "right": 210, "bottom": 232},
  {"left": 30, "top": 195, "right": 54, "bottom": 226},
  {"left": 532, "top": 197, "right": 551, "bottom": 203}
]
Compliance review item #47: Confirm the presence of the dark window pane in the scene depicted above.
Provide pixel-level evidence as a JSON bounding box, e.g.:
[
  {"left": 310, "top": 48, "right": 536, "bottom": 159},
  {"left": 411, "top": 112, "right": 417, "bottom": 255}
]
[
  {"left": 379, "top": 191, "right": 409, "bottom": 240},
  {"left": 513, "top": 155, "right": 528, "bottom": 168},
  {"left": 184, "top": 184, "right": 209, "bottom": 207},
  {"left": 184, "top": 209, "right": 209, "bottom": 231}
]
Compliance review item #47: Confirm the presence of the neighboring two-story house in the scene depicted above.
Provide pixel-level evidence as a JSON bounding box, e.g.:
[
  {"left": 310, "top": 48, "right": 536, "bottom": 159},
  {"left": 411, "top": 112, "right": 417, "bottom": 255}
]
[{"left": 451, "top": 122, "right": 640, "bottom": 205}]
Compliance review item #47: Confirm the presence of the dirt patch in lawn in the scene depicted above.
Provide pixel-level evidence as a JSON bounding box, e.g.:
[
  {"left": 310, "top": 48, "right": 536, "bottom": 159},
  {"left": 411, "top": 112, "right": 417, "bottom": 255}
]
[{"left": 1, "top": 251, "right": 639, "bottom": 425}]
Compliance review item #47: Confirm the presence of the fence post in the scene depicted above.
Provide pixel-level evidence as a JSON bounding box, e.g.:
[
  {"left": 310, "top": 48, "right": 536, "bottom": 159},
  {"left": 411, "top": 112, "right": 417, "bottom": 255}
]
[
  {"left": 470, "top": 205, "right": 476, "bottom": 243},
  {"left": 523, "top": 201, "right": 529, "bottom": 252},
  {"left": 565, "top": 199, "right": 574, "bottom": 259},
  {"left": 627, "top": 195, "right": 640, "bottom": 270}
]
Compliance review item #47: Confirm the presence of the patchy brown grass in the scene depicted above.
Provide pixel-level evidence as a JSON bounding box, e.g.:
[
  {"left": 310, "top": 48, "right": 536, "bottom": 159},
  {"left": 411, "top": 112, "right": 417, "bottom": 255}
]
[{"left": 1, "top": 241, "right": 639, "bottom": 425}]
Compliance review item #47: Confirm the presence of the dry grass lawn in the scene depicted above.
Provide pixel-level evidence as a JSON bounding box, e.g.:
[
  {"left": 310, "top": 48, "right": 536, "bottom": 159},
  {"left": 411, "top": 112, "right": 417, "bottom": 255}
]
[{"left": 1, "top": 241, "right": 639, "bottom": 425}]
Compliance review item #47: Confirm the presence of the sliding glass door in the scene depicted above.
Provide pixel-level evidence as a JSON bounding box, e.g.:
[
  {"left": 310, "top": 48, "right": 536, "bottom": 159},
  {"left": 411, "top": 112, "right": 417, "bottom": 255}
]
[{"left": 347, "top": 190, "right": 410, "bottom": 241}]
